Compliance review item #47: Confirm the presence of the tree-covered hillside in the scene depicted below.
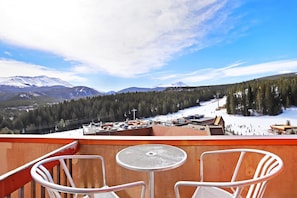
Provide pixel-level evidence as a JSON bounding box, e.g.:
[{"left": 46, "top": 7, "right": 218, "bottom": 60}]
[{"left": 226, "top": 76, "right": 297, "bottom": 116}]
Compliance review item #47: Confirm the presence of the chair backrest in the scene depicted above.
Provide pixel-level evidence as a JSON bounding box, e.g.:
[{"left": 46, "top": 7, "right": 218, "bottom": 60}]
[
  {"left": 200, "top": 149, "right": 283, "bottom": 198},
  {"left": 30, "top": 155, "right": 146, "bottom": 198}
]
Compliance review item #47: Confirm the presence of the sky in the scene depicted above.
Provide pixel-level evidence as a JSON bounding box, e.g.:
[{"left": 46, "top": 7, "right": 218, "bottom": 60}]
[{"left": 0, "top": 0, "right": 297, "bottom": 92}]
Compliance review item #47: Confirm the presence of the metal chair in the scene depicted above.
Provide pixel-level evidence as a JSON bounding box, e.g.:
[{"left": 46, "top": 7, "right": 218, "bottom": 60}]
[
  {"left": 31, "top": 155, "right": 146, "bottom": 198},
  {"left": 174, "top": 149, "right": 283, "bottom": 198}
]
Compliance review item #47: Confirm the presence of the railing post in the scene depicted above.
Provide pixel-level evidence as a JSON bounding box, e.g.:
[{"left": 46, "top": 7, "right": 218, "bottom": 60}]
[
  {"left": 18, "top": 187, "right": 24, "bottom": 198},
  {"left": 41, "top": 186, "right": 46, "bottom": 198},
  {"left": 31, "top": 180, "right": 36, "bottom": 198}
]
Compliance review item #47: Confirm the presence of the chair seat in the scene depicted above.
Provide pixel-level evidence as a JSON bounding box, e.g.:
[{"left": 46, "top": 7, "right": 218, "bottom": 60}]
[{"left": 192, "top": 186, "right": 233, "bottom": 198}]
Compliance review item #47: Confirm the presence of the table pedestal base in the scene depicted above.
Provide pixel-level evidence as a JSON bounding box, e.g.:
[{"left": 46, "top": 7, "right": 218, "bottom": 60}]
[{"left": 149, "top": 171, "right": 154, "bottom": 198}]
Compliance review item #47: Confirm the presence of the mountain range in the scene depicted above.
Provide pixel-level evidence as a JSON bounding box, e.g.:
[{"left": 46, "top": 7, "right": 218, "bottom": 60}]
[
  {"left": 0, "top": 76, "right": 101, "bottom": 107},
  {"left": 0, "top": 75, "right": 72, "bottom": 88},
  {"left": 0, "top": 76, "right": 188, "bottom": 108}
]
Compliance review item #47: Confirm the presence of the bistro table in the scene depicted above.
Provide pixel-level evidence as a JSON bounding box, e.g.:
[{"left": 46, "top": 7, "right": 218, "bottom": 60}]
[{"left": 116, "top": 144, "right": 187, "bottom": 198}]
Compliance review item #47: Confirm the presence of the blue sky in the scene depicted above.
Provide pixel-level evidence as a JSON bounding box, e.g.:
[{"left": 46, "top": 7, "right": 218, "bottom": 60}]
[{"left": 0, "top": 0, "right": 297, "bottom": 92}]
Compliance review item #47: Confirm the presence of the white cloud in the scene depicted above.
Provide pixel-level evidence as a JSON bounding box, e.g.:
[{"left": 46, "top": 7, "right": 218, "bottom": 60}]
[
  {"left": 0, "top": 0, "right": 236, "bottom": 77},
  {"left": 0, "top": 59, "right": 85, "bottom": 83},
  {"left": 157, "top": 59, "right": 297, "bottom": 85},
  {"left": 222, "top": 60, "right": 297, "bottom": 77},
  {"left": 3, "top": 51, "right": 12, "bottom": 56}
]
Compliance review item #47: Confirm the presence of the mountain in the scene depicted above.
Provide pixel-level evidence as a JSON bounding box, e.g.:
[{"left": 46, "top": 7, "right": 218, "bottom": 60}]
[
  {"left": 0, "top": 76, "right": 101, "bottom": 108},
  {"left": 157, "top": 81, "right": 188, "bottom": 88},
  {"left": 117, "top": 86, "right": 166, "bottom": 93},
  {"left": 0, "top": 75, "right": 72, "bottom": 87},
  {"left": 117, "top": 81, "right": 188, "bottom": 93}
]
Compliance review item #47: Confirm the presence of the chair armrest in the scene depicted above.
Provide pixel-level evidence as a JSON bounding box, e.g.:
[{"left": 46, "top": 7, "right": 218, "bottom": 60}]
[
  {"left": 174, "top": 176, "right": 276, "bottom": 198},
  {"left": 174, "top": 180, "right": 238, "bottom": 198},
  {"left": 38, "top": 180, "right": 146, "bottom": 198},
  {"left": 175, "top": 180, "right": 241, "bottom": 188},
  {"left": 100, "top": 181, "right": 146, "bottom": 198}
]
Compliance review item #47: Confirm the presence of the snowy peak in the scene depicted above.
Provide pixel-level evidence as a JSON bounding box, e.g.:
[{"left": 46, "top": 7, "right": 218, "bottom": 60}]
[
  {"left": 117, "top": 82, "right": 188, "bottom": 93},
  {"left": 0, "top": 76, "right": 73, "bottom": 88},
  {"left": 156, "top": 81, "right": 188, "bottom": 88},
  {"left": 171, "top": 81, "right": 188, "bottom": 87}
]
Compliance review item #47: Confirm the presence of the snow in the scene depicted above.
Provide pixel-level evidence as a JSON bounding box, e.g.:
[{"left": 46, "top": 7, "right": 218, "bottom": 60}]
[
  {"left": 46, "top": 128, "right": 84, "bottom": 137},
  {"left": 151, "top": 96, "right": 297, "bottom": 135},
  {"left": 155, "top": 81, "right": 188, "bottom": 88},
  {"left": 47, "top": 96, "right": 297, "bottom": 137},
  {"left": 0, "top": 76, "right": 72, "bottom": 87}
]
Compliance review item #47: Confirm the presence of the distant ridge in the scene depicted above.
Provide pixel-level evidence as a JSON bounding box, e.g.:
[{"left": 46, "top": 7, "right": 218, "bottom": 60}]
[
  {"left": 117, "top": 81, "right": 188, "bottom": 93},
  {"left": 156, "top": 81, "right": 188, "bottom": 88},
  {"left": 254, "top": 72, "right": 297, "bottom": 81},
  {"left": 117, "top": 86, "right": 166, "bottom": 93}
]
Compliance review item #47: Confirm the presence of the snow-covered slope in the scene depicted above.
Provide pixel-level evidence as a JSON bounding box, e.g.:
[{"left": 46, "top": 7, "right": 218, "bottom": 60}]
[
  {"left": 0, "top": 76, "right": 72, "bottom": 87},
  {"left": 152, "top": 97, "right": 297, "bottom": 135},
  {"left": 0, "top": 76, "right": 101, "bottom": 104}
]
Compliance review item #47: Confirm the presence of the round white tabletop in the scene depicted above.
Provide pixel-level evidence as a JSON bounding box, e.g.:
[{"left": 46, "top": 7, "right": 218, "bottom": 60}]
[
  {"left": 116, "top": 144, "right": 187, "bottom": 198},
  {"left": 116, "top": 144, "right": 187, "bottom": 172}
]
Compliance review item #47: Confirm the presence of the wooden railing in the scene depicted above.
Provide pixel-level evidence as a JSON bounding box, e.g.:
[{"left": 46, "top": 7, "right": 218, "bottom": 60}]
[
  {"left": 1, "top": 135, "right": 297, "bottom": 197},
  {"left": 0, "top": 140, "right": 79, "bottom": 198}
]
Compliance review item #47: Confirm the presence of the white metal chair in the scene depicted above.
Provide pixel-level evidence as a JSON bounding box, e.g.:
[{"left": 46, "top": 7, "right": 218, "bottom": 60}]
[
  {"left": 31, "top": 155, "right": 146, "bottom": 198},
  {"left": 174, "top": 149, "right": 283, "bottom": 198}
]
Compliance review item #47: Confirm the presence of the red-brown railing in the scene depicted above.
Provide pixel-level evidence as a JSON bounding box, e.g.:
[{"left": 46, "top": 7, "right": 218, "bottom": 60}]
[
  {"left": 0, "top": 141, "right": 79, "bottom": 197},
  {"left": 1, "top": 135, "right": 297, "bottom": 197}
]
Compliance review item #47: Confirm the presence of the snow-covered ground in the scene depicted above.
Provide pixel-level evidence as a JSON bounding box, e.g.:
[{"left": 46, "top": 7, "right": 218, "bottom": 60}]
[
  {"left": 45, "top": 128, "right": 84, "bottom": 137},
  {"left": 47, "top": 96, "right": 297, "bottom": 136},
  {"left": 151, "top": 97, "right": 297, "bottom": 135}
]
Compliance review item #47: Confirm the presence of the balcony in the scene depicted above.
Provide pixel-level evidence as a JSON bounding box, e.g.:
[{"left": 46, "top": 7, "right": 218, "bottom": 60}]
[{"left": 1, "top": 127, "right": 297, "bottom": 197}]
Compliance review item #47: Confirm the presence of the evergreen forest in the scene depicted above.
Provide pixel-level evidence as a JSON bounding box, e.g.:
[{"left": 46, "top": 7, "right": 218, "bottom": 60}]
[{"left": 226, "top": 76, "right": 297, "bottom": 116}]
